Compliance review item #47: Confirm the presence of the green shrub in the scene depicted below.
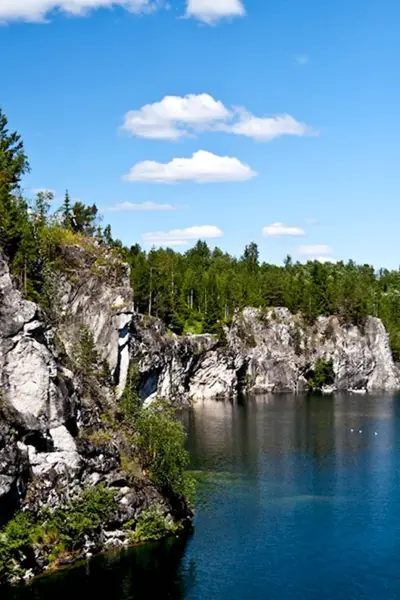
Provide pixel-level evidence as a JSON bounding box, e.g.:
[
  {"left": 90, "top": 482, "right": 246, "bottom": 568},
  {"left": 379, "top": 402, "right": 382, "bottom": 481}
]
[
  {"left": 0, "top": 513, "right": 33, "bottom": 585},
  {"left": 183, "top": 318, "right": 204, "bottom": 335},
  {"left": 43, "top": 486, "right": 117, "bottom": 549},
  {"left": 134, "top": 402, "right": 195, "bottom": 502},
  {"left": 305, "top": 358, "right": 335, "bottom": 391},
  {"left": 0, "top": 486, "right": 117, "bottom": 585},
  {"left": 290, "top": 326, "right": 302, "bottom": 356},
  {"left": 119, "top": 361, "right": 142, "bottom": 418},
  {"left": 127, "top": 503, "right": 181, "bottom": 543}
]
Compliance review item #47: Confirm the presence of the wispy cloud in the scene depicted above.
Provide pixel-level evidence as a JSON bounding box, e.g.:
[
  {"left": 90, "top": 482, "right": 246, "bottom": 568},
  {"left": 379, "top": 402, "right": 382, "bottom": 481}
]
[
  {"left": 123, "top": 150, "right": 257, "bottom": 183},
  {"left": 263, "top": 222, "right": 305, "bottom": 237},
  {"left": 106, "top": 201, "right": 178, "bottom": 212},
  {"left": 0, "top": 0, "right": 155, "bottom": 23},
  {"left": 143, "top": 225, "right": 223, "bottom": 246},
  {"left": 185, "top": 0, "right": 245, "bottom": 24},
  {"left": 121, "top": 93, "right": 315, "bottom": 142},
  {"left": 0, "top": 0, "right": 247, "bottom": 24},
  {"left": 224, "top": 111, "right": 314, "bottom": 142}
]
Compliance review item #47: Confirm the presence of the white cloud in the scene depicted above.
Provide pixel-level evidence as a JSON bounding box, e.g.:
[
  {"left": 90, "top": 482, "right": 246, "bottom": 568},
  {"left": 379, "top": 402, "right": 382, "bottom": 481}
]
[
  {"left": 299, "top": 244, "right": 331, "bottom": 255},
  {"left": 121, "top": 93, "right": 231, "bottom": 140},
  {"left": 293, "top": 54, "right": 309, "bottom": 66},
  {"left": 185, "top": 0, "right": 245, "bottom": 24},
  {"left": 143, "top": 224, "right": 223, "bottom": 246},
  {"left": 123, "top": 150, "right": 257, "bottom": 183},
  {"left": 122, "top": 94, "right": 314, "bottom": 143},
  {"left": 263, "top": 222, "right": 305, "bottom": 237},
  {"left": 106, "top": 201, "right": 178, "bottom": 211},
  {"left": 0, "top": 0, "right": 154, "bottom": 22},
  {"left": 225, "top": 111, "right": 314, "bottom": 141}
]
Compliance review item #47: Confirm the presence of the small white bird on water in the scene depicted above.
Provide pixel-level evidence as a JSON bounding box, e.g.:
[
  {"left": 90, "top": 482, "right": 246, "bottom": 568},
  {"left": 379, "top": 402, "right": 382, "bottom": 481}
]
[
  {"left": 359, "top": 429, "right": 362, "bottom": 433},
  {"left": 351, "top": 428, "right": 354, "bottom": 432}
]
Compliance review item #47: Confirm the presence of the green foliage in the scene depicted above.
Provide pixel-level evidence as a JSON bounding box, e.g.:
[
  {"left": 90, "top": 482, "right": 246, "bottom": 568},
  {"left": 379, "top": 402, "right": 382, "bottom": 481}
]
[
  {"left": 82, "top": 429, "right": 113, "bottom": 446},
  {"left": 134, "top": 402, "right": 195, "bottom": 502},
  {"left": 41, "top": 486, "right": 117, "bottom": 549},
  {"left": 119, "top": 361, "right": 142, "bottom": 418},
  {"left": 0, "top": 108, "right": 30, "bottom": 260},
  {"left": 72, "top": 326, "right": 110, "bottom": 395},
  {"left": 70, "top": 201, "right": 98, "bottom": 235},
  {"left": 0, "top": 486, "right": 117, "bottom": 585},
  {"left": 73, "top": 326, "right": 99, "bottom": 374},
  {"left": 305, "top": 358, "right": 335, "bottom": 391},
  {"left": 183, "top": 315, "right": 204, "bottom": 335},
  {"left": 290, "top": 326, "right": 302, "bottom": 356},
  {"left": 0, "top": 513, "right": 32, "bottom": 585},
  {"left": 127, "top": 503, "right": 181, "bottom": 543}
]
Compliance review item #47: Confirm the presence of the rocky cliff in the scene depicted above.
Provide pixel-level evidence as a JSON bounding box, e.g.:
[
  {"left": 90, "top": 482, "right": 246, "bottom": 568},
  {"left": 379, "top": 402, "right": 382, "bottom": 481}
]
[
  {"left": 56, "top": 248, "right": 399, "bottom": 404},
  {"left": 0, "top": 250, "right": 190, "bottom": 584},
  {"left": 129, "top": 308, "right": 399, "bottom": 403}
]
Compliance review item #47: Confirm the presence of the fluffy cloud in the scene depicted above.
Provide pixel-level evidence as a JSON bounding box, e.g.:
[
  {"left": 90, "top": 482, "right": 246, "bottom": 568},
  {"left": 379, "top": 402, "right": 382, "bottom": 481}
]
[
  {"left": 263, "top": 222, "right": 305, "bottom": 237},
  {"left": 0, "top": 0, "right": 153, "bottom": 22},
  {"left": 143, "top": 225, "right": 223, "bottom": 246},
  {"left": 185, "top": 0, "right": 245, "bottom": 24},
  {"left": 226, "top": 111, "right": 313, "bottom": 141},
  {"left": 123, "top": 150, "right": 257, "bottom": 183},
  {"left": 121, "top": 94, "right": 230, "bottom": 140},
  {"left": 106, "top": 201, "right": 177, "bottom": 211},
  {"left": 299, "top": 244, "right": 331, "bottom": 255},
  {"left": 122, "top": 94, "right": 313, "bottom": 142}
]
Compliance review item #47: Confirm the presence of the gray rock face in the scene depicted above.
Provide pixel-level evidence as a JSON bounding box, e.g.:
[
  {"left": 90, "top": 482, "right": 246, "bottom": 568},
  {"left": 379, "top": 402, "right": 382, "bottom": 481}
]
[
  {"left": 0, "top": 250, "right": 188, "bottom": 571},
  {"left": 130, "top": 316, "right": 217, "bottom": 405},
  {"left": 57, "top": 244, "right": 134, "bottom": 396},
  {"left": 0, "top": 423, "right": 29, "bottom": 526},
  {"left": 129, "top": 308, "right": 400, "bottom": 403},
  {"left": 0, "top": 253, "right": 78, "bottom": 431},
  {"left": 0, "top": 251, "right": 80, "bottom": 514}
]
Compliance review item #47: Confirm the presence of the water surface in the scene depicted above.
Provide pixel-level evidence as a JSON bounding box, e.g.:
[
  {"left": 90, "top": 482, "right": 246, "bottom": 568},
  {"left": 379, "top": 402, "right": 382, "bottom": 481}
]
[{"left": 7, "top": 393, "right": 400, "bottom": 600}]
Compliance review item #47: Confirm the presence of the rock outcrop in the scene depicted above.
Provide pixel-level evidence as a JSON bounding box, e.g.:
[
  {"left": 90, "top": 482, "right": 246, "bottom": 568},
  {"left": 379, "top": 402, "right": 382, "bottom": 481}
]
[
  {"left": 0, "top": 250, "right": 190, "bottom": 582},
  {"left": 129, "top": 308, "right": 400, "bottom": 403},
  {"left": 56, "top": 244, "right": 134, "bottom": 396},
  {"left": 46, "top": 245, "right": 399, "bottom": 406}
]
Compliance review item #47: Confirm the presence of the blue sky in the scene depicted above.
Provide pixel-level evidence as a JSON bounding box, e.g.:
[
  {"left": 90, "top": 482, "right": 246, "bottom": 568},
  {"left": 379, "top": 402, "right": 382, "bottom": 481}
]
[{"left": 1, "top": 0, "right": 400, "bottom": 267}]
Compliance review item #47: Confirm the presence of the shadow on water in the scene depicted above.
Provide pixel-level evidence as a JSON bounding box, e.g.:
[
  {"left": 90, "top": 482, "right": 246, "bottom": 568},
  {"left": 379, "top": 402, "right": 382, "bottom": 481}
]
[{"left": 3, "top": 535, "right": 195, "bottom": 600}]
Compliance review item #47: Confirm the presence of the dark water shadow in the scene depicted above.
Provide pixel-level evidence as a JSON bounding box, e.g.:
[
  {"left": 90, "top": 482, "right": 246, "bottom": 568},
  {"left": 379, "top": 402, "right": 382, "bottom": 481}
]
[{"left": 3, "top": 535, "right": 194, "bottom": 600}]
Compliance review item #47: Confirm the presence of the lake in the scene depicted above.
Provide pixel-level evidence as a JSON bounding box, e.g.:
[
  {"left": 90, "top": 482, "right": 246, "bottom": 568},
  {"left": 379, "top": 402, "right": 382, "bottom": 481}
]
[{"left": 6, "top": 393, "right": 400, "bottom": 600}]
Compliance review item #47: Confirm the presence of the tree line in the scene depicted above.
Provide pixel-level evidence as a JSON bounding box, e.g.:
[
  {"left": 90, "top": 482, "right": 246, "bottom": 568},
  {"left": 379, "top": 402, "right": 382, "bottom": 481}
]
[{"left": 2, "top": 106, "right": 400, "bottom": 359}]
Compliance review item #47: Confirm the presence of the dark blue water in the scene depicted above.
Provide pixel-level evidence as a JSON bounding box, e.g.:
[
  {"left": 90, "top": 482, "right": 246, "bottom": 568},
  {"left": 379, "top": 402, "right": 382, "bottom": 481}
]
[{"left": 6, "top": 394, "right": 400, "bottom": 600}]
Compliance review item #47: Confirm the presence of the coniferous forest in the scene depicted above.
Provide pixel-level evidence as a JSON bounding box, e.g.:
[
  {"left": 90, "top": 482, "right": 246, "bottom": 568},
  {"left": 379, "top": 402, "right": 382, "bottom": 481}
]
[{"left": 2, "top": 106, "right": 400, "bottom": 358}]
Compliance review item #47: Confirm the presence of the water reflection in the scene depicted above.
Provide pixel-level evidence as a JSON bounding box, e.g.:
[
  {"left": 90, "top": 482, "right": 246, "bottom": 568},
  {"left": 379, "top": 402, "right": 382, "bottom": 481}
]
[
  {"left": 4, "top": 536, "right": 194, "bottom": 600},
  {"left": 7, "top": 393, "right": 400, "bottom": 600}
]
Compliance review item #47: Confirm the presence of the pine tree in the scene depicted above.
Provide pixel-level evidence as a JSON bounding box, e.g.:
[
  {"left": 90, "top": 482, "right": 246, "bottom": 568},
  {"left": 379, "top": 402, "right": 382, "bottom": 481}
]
[
  {"left": 61, "top": 190, "right": 73, "bottom": 229},
  {"left": 0, "top": 107, "right": 30, "bottom": 258},
  {"left": 71, "top": 201, "right": 98, "bottom": 235}
]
